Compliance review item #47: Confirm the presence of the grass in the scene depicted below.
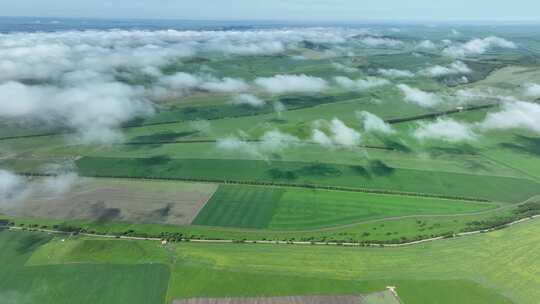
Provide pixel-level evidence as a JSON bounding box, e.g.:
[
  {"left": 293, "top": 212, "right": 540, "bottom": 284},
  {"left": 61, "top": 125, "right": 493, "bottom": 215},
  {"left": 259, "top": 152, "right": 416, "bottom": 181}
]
[
  {"left": 168, "top": 218, "right": 540, "bottom": 303},
  {"left": 0, "top": 230, "right": 170, "bottom": 304},
  {"left": 14, "top": 217, "right": 540, "bottom": 303},
  {"left": 193, "top": 186, "right": 285, "bottom": 229},
  {"left": 193, "top": 185, "right": 497, "bottom": 230}
]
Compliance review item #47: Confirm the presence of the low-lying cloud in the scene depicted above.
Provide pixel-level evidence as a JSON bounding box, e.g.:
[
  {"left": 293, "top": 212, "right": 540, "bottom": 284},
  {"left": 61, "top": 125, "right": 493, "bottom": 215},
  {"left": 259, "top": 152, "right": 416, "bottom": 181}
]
[
  {"left": 217, "top": 130, "right": 300, "bottom": 158},
  {"left": 414, "top": 118, "right": 477, "bottom": 142},
  {"left": 443, "top": 36, "right": 517, "bottom": 57},
  {"left": 524, "top": 83, "right": 540, "bottom": 98},
  {"left": 356, "top": 111, "right": 395, "bottom": 134},
  {"left": 231, "top": 94, "right": 266, "bottom": 107},
  {"left": 397, "top": 84, "right": 442, "bottom": 107},
  {"left": 335, "top": 76, "right": 390, "bottom": 90},
  {"left": 377, "top": 68, "right": 415, "bottom": 78},
  {"left": 479, "top": 101, "right": 540, "bottom": 134},
  {"left": 255, "top": 74, "right": 328, "bottom": 94},
  {"left": 0, "top": 169, "right": 79, "bottom": 206},
  {"left": 0, "top": 80, "right": 154, "bottom": 143},
  {"left": 422, "top": 61, "right": 472, "bottom": 77},
  {"left": 360, "top": 37, "right": 403, "bottom": 48},
  {"left": 312, "top": 118, "right": 362, "bottom": 147}
]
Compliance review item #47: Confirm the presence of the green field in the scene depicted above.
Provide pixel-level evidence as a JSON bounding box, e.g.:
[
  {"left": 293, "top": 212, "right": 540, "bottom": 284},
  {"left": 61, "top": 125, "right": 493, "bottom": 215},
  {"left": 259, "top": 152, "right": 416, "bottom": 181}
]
[
  {"left": 5, "top": 217, "right": 540, "bottom": 303},
  {"left": 193, "top": 185, "right": 496, "bottom": 229},
  {"left": 0, "top": 231, "right": 170, "bottom": 304}
]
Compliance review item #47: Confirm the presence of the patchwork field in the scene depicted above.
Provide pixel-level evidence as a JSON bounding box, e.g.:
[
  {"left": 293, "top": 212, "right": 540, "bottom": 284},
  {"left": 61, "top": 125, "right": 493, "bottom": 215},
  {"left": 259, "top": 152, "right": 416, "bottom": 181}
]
[
  {"left": 6, "top": 216, "right": 540, "bottom": 304},
  {"left": 2, "top": 21, "right": 540, "bottom": 303}
]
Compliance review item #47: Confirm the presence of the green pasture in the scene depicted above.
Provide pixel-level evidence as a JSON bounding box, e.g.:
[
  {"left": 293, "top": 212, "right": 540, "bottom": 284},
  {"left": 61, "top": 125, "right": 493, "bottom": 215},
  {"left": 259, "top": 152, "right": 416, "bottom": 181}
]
[
  {"left": 0, "top": 230, "right": 169, "bottom": 304},
  {"left": 7, "top": 217, "right": 540, "bottom": 303},
  {"left": 193, "top": 185, "right": 496, "bottom": 230}
]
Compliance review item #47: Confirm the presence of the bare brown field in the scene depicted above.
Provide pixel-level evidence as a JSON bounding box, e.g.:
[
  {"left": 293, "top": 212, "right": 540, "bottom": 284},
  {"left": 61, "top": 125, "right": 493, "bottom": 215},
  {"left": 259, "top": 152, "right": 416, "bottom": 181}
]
[
  {"left": 173, "top": 292, "right": 400, "bottom": 304},
  {"left": 0, "top": 177, "right": 218, "bottom": 225}
]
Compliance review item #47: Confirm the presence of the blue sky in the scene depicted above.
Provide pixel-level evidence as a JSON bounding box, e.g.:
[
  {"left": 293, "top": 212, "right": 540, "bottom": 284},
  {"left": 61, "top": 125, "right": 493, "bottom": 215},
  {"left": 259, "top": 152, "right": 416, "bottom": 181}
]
[{"left": 1, "top": 0, "right": 539, "bottom": 22}]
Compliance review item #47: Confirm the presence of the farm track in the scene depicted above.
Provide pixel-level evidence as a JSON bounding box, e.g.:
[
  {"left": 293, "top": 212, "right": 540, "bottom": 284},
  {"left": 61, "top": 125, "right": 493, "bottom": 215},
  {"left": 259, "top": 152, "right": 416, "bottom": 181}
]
[{"left": 4, "top": 206, "right": 540, "bottom": 248}]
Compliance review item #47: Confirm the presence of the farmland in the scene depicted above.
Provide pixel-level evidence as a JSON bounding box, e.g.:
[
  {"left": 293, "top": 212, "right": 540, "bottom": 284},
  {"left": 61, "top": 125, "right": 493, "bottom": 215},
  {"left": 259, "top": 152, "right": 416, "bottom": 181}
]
[
  {"left": 2, "top": 19, "right": 540, "bottom": 303},
  {"left": 4, "top": 216, "right": 540, "bottom": 303}
]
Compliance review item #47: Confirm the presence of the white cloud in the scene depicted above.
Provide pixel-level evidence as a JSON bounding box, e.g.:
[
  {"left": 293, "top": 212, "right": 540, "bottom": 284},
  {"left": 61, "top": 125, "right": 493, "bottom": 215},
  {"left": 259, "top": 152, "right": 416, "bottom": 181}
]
[
  {"left": 414, "top": 118, "right": 477, "bottom": 142},
  {"left": 332, "top": 62, "right": 357, "bottom": 73},
  {"left": 397, "top": 84, "right": 442, "bottom": 107},
  {"left": 329, "top": 118, "right": 362, "bottom": 147},
  {"left": 356, "top": 111, "right": 394, "bottom": 134},
  {"left": 479, "top": 101, "right": 540, "bottom": 134},
  {"left": 199, "top": 77, "right": 249, "bottom": 93},
  {"left": 255, "top": 74, "right": 327, "bottom": 94},
  {"left": 311, "top": 129, "right": 334, "bottom": 147},
  {"left": 0, "top": 169, "right": 79, "bottom": 206},
  {"left": 259, "top": 130, "right": 300, "bottom": 152},
  {"left": 0, "top": 81, "right": 154, "bottom": 144},
  {"left": 443, "top": 36, "right": 517, "bottom": 57},
  {"left": 335, "top": 76, "right": 390, "bottom": 90},
  {"left": 216, "top": 130, "right": 300, "bottom": 157},
  {"left": 416, "top": 40, "right": 437, "bottom": 50},
  {"left": 377, "top": 68, "right": 415, "bottom": 78},
  {"left": 422, "top": 61, "right": 472, "bottom": 77},
  {"left": 231, "top": 94, "right": 265, "bottom": 107},
  {"left": 0, "top": 170, "right": 28, "bottom": 203},
  {"left": 360, "top": 37, "right": 403, "bottom": 48},
  {"left": 524, "top": 83, "right": 540, "bottom": 98}
]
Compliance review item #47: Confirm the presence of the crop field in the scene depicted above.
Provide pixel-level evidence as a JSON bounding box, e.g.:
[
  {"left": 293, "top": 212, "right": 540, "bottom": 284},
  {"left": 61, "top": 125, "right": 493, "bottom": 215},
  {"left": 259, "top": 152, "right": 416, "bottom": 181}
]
[{"left": 193, "top": 185, "right": 496, "bottom": 229}]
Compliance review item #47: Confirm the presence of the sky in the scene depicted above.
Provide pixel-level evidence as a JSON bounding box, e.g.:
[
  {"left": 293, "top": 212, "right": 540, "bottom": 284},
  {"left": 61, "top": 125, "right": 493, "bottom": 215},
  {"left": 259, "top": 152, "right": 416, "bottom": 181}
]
[{"left": 1, "top": 0, "right": 540, "bottom": 22}]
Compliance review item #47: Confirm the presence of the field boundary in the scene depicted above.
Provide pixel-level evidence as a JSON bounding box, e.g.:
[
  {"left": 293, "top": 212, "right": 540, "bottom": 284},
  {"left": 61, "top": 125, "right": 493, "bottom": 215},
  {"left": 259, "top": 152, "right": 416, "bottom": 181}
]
[
  {"left": 15, "top": 172, "right": 492, "bottom": 203},
  {"left": 4, "top": 211, "right": 539, "bottom": 248}
]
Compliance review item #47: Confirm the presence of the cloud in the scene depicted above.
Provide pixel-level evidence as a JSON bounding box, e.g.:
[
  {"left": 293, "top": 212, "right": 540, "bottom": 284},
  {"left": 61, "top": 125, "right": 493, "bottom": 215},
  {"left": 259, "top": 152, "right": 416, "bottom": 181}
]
[
  {"left": 397, "top": 84, "right": 442, "bottom": 107},
  {"left": 217, "top": 130, "right": 300, "bottom": 157},
  {"left": 231, "top": 94, "right": 266, "bottom": 107},
  {"left": 0, "top": 80, "right": 154, "bottom": 144},
  {"left": 0, "top": 28, "right": 370, "bottom": 143},
  {"left": 311, "top": 129, "right": 334, "bottom": 147},
  {"left": 335, "top": 76, "right": 390, "bottom": 90},
  {"left": 312, "top": 118, "right": 361, "bottom": 148},
  {"left": 524, "top": 83, "right": 540, "bottom": 98},
  {"left": 199, "top": 77, "right": 249, "bottom": 93},
  {"left": 356, "top": 111, "right": 395, "bottom": 134},
  {"left": 329, "top": 118, "right": 362, "bottom": 147},
  {"left": 0, "top": 170, "right": 28, "bottom": 203},
  {"left": 360, "top": 37, "right": 403, "bottom": 48},
  {"left": 414, "top": 118, "right": 477, "bottom": 142},
  {"left": 479, "top": 101, "right": 540, "bottom": 134},
  {"left": 422, "top": 61, "right": 472, "bottom": 77},
  {"left": 0, "top": 28, "right": 368, "bottom": 82},
  {"left": 255, "top": 74, "right": 327, "bottom": 94},
  {"left": 416, "top": 40, "right": 437, "bottom": 50},
  {"left": 377, "top": 68, "right": 415, "bottom": 78},
  {"left": 332, "top": 62, "right": 357, "bottom": 73},
  {"left": 443, "top": 36, "right": 517, "bottom": 57},
  {"left": 0, "top": 169, "right": 79, "bottom": 206}
]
